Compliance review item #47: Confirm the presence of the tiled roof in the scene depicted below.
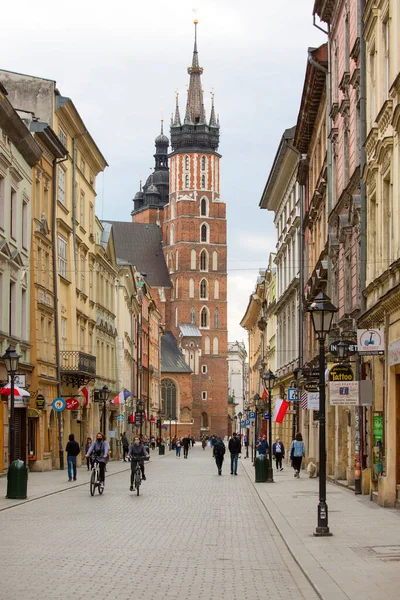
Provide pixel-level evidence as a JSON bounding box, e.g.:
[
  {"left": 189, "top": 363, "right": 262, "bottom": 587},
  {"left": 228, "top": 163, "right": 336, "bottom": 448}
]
[
  {"left": 179, "top": 323, "right": 202, "bottom": 337},
  {"left": 161, "top": 332, "right": 192, "bottom": 374},
  {"left": 106, "top": 221, "right": 171, "bottom": 288}
]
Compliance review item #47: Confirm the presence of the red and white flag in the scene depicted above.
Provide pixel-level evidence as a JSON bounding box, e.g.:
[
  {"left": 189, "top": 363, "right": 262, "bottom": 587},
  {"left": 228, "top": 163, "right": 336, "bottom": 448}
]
[
  {"left": 262, "top": 389, "right": 268, "bottom": 401},
  {"left": 81, "top": 385, "right": 90, "bottom": 407},
  {"left": 274, "top": 398, "right": 290, "bottom": 423}
]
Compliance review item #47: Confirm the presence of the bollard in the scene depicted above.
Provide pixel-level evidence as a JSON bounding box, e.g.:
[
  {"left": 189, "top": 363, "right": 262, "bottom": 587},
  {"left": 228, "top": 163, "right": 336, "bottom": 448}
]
[
  {"left": 159, "top": 443, "right": 165, "bottom": 456},
  {"left": 6, "top": 460, "right": 28, "bottom": 499}
]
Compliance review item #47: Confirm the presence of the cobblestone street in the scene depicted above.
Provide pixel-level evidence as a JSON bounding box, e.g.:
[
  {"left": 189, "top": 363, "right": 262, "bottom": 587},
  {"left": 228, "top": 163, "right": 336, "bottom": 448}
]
[{"left": 0, "top": 446, "right": 316, "bottom": 600}]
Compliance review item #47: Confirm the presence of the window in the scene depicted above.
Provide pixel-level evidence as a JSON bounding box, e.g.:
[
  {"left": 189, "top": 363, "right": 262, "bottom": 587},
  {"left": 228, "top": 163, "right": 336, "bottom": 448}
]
[
  {"left": 175, "top": 250, "right": 179, "bottom": 271},
  {"left": 10, "top": 188, "right": 17, "bottom": 238},
  {"left": 214, "top": 279, "right": 219, "bottom": 300},
  {"left": 212, "top": 251, "right": 218, "bottom": 270},
  {"left": 200, "top": 279, "right": 208, "bottom": 299},
  {"left": 80, "top": 327, "right": 85, "bottom": 352},
  {"left": 9, "top": 281, "right": 16, "bottom": 336},
  {"left": 0, "top": 176, "right": 4, "bottom": 228},
  {"left": 200, "top": 197, "right": 207, "bottom": 216},
  {"left": 191, "top": 249, "right": 196, "bottom": 270},
  {"left": 21, "top": 288, "right": 27, "bottom": 340},
  {"left": 201, "top": 307, "right": 209, "bottom": 328},
  {"left": 89, "top": 267, "right": 94, "bottom": 301},
  {"left": 189, "top": 278, "right": 194, "bottom": 298},
  {"left": 185, "top": 174, "right": 189, "bottom": 188},
  {"left": 185, "top": 155, "right": 189, "bottom": 171},
  {"left": 201, "top": 156, "right": 206, "bottom": 171},
  {"left": 80, "top": 255, "right": 85, "bottom": 292},
  {"left": 171, "top": 198, "right": 176, "bottom": 219},
  {"left": 60, "top": 318, "right": 67, "bottom": 352},
  {"left": 175, "top": 277, "right": 179, "bottom": 299},
  {"left": 383, "top": 18, "right": 390, "bottom": 99},
  {"left": 89, "top": 204, "right": 94, "bottom": 235},
  {"left": 169, "top": 252, "right": 174, "bottom": 273},
  {"left": 170, "top": 224, "right": 174, "bottom": 245},
  {"left": 200, "top": 249, "right": 208, "bottom": 271},
  {"left": 190, "top": 307, "right": 195, "bottom": 323},
  {"left": 22, "top": 199, "right": 29, "bottom": 249},
  {"left": 214, "top": 309, "right": 219, "bottom": 328},
  {"left": 202, "top": 392, "right": 207, "bottom": 401},
  {"left": 201, "top": 365, "right": 207, "bottom": 374},
  {"left": 58, "top": 235, "right": 67, "bottom": 278},
  {"left": 205, "top": 336, "right": 210, "bottom": 354},
  {"left": 58, "top": 166, "right": 65, "bottom": 205},
  {"left": 80, "top": 191, "right": 85, "bottom": 227},
  {"left": 201, "top": 223, "right": 208, "bottom": 243},
  {"left": 58, "top": 127, "right": 67, "bottom": 147},
  {"left": 213, "top": 336, "right": 219, "bottom": 355},
  {"left": 201, "top": 174, "right": 206, "bottom": 189},
  {"left": 161, "top": 378, "right": 177, "bottom": 419}
]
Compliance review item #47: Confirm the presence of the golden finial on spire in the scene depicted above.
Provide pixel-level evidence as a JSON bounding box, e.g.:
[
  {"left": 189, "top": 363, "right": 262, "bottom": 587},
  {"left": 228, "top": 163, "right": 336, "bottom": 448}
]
[{"left": 192, "top": 7, "right": 198, "bottom": 24}]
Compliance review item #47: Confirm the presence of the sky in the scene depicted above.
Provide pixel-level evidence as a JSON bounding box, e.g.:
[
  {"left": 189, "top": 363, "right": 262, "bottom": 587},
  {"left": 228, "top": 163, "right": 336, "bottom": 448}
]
[{"left": 2, "top": 0, "right": 325, "bottom": 347}]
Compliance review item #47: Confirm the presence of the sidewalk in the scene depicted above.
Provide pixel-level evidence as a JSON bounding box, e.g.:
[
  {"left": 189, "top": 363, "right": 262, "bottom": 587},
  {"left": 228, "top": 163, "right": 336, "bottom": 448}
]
[
  {"left": 241, "top": 456, "right": 400, "bottom": 600},
  {"left": 0, "top": 447, "right": 171, "bottom": 511}
]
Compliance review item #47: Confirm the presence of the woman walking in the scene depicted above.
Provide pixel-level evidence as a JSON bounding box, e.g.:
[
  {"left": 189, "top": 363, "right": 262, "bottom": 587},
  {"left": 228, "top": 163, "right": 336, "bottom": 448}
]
[
  {"left": 290, "top": 432, "right": 305, "bottom": 478},
  {"left": 175, "top": 438, "right": 181, "bottom": 457}
]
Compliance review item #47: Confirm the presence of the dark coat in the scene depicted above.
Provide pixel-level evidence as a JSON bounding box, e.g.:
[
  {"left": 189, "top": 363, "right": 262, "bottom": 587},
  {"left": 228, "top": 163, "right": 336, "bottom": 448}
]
[
  {"left": 213, "top": 441, "right": 226, "bottom": 457},
  {"left": 228, "top": 437, "right": 241, "bottom": 454},
  {"left": 66, "top": 440, "right": 80, "bottom": 457},
  {"left": 272, "top": 441, "right": 285, "bottom": 456}
]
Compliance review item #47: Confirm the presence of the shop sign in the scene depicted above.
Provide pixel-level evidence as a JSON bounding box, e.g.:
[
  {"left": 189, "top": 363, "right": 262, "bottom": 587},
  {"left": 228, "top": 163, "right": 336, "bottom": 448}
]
[
  {"left": 52, "top": 398, "right": 66, "bottom": 412},
  {"left": 8, "top": 374, "right": 26, "bottom": 387},
  {"left": 329, "top": 381, "right": 359, "bottom": 406},
  {"left": 66, "top": 398, "right": 80, "bottom": 410},
  {"left": 373, "top": 415, "right": 383, "bottom": 444},
  {"left": 388, "top": 340, "right": 400, "bottom": 367},
  {"left": 307, "top": 392, "right": 319, "bottom": 410},
  {"left": 329, "top": 340, "right": 358, "bottom": 356},
  {"left": 357, "top": 329, "right": 385, "bottom": 354},
  {"left": 36, "top": 394, "right": 46, "bottom": 410},
  {"left": 304, "top": 382, "right": 319, "bottom": 392},
  {"left": 329, "top": 364, "right": 354, "bottom": 382}
]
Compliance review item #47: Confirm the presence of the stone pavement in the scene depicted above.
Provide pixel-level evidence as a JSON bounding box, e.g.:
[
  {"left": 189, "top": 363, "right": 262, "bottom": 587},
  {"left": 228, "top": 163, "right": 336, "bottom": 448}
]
[
  {"left": 241, "top": 454, "right": 400, "bottom": 600},
  {"left": 0, "top": 444, "right": 317, "bottom": 600}
]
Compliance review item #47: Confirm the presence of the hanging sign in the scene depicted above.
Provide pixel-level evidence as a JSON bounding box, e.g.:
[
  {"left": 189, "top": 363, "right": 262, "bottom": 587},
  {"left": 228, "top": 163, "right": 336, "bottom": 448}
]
[
  {"left": 36, "top": 394, "right": 46, "bottom": 410},
  {"left": 307, "top": 392, "right": 320, "bottom": 410},
  {"left": 52, "top": 398, "right": 66, "bottom": 412},
  {"left": 66, "top": 398, "right": 80, "bottom": 410},
  {"left": 329, "top": 382, "right": 359, "bottom": 406},
  {"left": 357, "top": 329, "right": 385, "bottom": 354},
  {"left": 287, "top": 388, "right": 298, "bottom": 401},
  {"left": 329, "top": 340, "right": 357, "bottom": 356},
  {"left": 248, "top": 411, "right": 256, "bottom": 420},
  {"left": 329, "top": 365, "right": 354, "bottom": 382}
]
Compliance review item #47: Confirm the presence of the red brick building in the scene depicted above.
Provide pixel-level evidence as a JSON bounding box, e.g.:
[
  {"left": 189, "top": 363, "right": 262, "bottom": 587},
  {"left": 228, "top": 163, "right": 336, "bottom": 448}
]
[{"left": 114, "top": 23, "right": 228, "bottom": 439}]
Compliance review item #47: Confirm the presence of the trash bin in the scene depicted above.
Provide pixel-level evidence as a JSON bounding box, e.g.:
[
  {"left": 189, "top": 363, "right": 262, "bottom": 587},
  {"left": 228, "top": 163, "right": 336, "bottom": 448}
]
[
  {"left": 6, "top": 459, "right": 28, "bottom": 499},
  {"left": 255, "top": 454, "right": 268, "bottom": 482},
  {"left": 159, "top": 443, "right": 165, "bottom": 456}
]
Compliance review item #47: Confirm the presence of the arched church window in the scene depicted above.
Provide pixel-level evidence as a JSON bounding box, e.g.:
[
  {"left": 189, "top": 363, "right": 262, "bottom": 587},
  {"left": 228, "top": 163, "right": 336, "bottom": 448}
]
[
  {"left": 201, "top": 156, "right": 206, "bottom": 171},
  {"left": 212, "top": 251, "right": 218, "bottom": 270},
  {"left": 191, "top": 249, "right": 196, "bottom": 270},
  {"left": 213, "top": 336, "right": 219, "bottom": 355},
  {"left": 201, "top": 174, "right": 206, "bottom": 189},
  {"left": 190, "top": 307, "right": 195, "bottom": 323},
  {"left": 185, "top": 155, "right": 189, "bottom": 170},
  {"left": 175, "top": 250, "right": 179, "bottom": 271},
  {"left": 205, "top": 336, "right": 211, "bottom": 354},
  {"left": 200, "top": 249, "right": 208, "bottom": 271},
  {"left": 214, "top": 279, "right": 219, "bottom": 299},
  {"left": 214, "top": 308, "right": 219, "bottom": 328},
  {"left": 201, "top": 307, "right": 209, "bottom": 328},
  {"left": 171, "top": 198, "right": 175, "bottom": 219},
  {"left": 170, "top": 224, "right": 174, "bottom": 245},
  {"left": 189, "top": 278, "right": 194, "bottom": 298},
  {"left": 200, "top": 197, "right": 207, "bottom": 216},
  {"left": 201, "top": 223, "right": 208, "bottom": 243},
  {"left": 185, "top": 174, "right": 189, "bottom": 188},
  {"left": 200, "top": 279, "right": 208, "bottom": 299},
  {"left": 161, "top": 379, "right": 177, "bottom": 419},
  {"left": 169, "top": 252, "right": 174, "bottom": 273}
]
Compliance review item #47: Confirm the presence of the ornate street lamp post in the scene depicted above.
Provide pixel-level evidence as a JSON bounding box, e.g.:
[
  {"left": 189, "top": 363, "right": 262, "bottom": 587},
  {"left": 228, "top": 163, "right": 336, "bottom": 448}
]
[
  {"left": 308, "top": 291, "right": 338, "bottom": 537},
  {"left": 253, "top": 394, "right": 261, "bottom": 464},
  {"left": 244, "top": 403, "right": 250, "bottom": 459},
  {"left": 98, "top": 385, "right": 110, "bottom": 438},
  {"left": 262, "top": 369, "right": 276, "bottom": 483},
  {"left": 237, "top": 411, "right": 243, "bottom": 448},
  {"left": 2, "top": 345, "right": 20, "bottom": 464},
  {"left": 137, "top": 399, "right": 144, "bottom": 439}
]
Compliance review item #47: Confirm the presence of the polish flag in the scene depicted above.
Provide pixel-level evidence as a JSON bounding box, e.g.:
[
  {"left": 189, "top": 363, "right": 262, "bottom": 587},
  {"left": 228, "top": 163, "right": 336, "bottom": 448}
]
[
  {"left": 274, "top": 398, "right": 290, "bottom": 423},
  {"left": 113, "top": 389, "right": 132, "bottom": 405},
  {"left": 81, "top": 385, "right": 90, "bottom": 407},
  {"left": 262, "top": 389, "right": 268, "bottom": 401}
]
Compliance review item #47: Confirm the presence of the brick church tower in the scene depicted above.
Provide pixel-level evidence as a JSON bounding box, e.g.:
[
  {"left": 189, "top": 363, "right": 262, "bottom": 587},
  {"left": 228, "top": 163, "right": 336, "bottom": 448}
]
[{"left": 162, "top": 21, "right": 228, "bottom": 437}]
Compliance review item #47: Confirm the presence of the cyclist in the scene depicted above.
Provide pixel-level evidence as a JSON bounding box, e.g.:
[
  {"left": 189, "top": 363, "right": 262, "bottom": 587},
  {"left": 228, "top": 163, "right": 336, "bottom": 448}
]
[
  {"left": 85, "top": 432, "right": 109, "bottom": 489},
  {"left": 128, "top": 436, "right": 149, "bottom": 491}
]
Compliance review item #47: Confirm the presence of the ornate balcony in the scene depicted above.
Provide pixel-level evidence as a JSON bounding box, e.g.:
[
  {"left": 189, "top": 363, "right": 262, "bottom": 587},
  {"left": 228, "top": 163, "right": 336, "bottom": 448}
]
[{"left": 60, "top": 351, "right": 96, "bottom": 387}]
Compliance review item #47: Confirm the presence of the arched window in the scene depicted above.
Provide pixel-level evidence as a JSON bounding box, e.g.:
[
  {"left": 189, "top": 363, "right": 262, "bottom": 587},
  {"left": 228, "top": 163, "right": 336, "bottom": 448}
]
[
  {"left": 185, "top": 174, "right": 189, "bottom": 188},
  {"left": 201, "top": 223, "right": 208, "bottom": 243},
  {"left": 190, "top": 307, "right": 195, "bottom": 323},
  {"left": 161, "top": 378, "right": 177, "bottom": 419},
  {"left": 205, "top": 336, "right": 211, "bottom": 354},
  {"left": 201, "top": 156, "right": 206, "bottom": 171},
  {"left": 185, "top": 155, "right": 189, "bottom": 170},
  {"left": 201, "top": 412, "right": 209, "bottom": 428},
  {"left": 200, "top": 279, "right": 208, "bottom": 299},
  {"left": 201, "top": 307, "right": 209, "bottom": 328},
  {"left": 175, "top": 306, "right": 178, "bottom": 326},
  {"left": 200, "top": 249, "right": 208, "bottom": 271},
  {"left": 212, "top": 251, "right": 218, "bottom": 270},
  {"left": 201, "top": 174, "right": 206, "bottom": 188},
  {"left": 169, "top": 252, "right": 174, "bottom": 273},
  {"left": 189, "top": 278, "right": 194, "bottom": 298},
  {"left": 171, "top": 198, "right": 176, "bottom": 219},
  {"left": 175, "top": 277, "right": 179, "bottom": 299},
  {"left": 214, "top": 279, "right": 219, "bottom": 299},
  {"left": 213, "top": 336, "right": 219, "bottom": 355},
  {"left": 170, "top": 224, "right": 174, "bottom": 245},
  {"left": 214, "top": 308, "right": 219, "bottom": 328},
  {"left": 200, "top": 197, "right": 207, "bottom": 216},
  {"left": 190, "top": 249, "right": 196, "bottom": 270},
  {"left": 175, "top": 250, "right": 179, "bottom": 271}
]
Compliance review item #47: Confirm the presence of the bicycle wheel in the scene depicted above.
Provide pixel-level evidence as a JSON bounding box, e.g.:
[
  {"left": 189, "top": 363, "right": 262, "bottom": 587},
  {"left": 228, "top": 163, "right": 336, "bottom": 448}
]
[
  {"left": 135, "top": 469, "right": 141, "bottom": 496},
  {"left": 98, "top": 482, "right": 104, "bottom": 495},
  {"left": 90, "top": 470, "right": 96, "bottom": 496}
]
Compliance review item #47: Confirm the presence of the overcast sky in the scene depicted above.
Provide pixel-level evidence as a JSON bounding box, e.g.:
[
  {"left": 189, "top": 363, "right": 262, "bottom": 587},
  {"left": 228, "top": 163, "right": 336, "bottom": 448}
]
[{"left": 2, "top": 0, "right": 325, "bottom": 346}]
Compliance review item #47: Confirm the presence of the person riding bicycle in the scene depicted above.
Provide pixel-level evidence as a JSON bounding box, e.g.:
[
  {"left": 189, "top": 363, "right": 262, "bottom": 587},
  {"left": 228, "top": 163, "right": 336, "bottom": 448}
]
[
  {"left": 85, "top": 432, "right": 109, "bottom": 489},
  {"left": 128, "top": 436, "right": 149, "bottom": 491}
]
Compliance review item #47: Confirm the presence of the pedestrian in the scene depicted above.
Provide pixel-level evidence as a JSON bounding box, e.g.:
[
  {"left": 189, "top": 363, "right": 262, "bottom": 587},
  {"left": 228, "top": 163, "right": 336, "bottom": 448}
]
[
  {"left": 213, "top": 436, "right": 226, "bottom": 475},
  {"left": 66, "top": 433, "right": 80, "bottom": 482},
  {"left": 256, "top": 434, "right": 268, "bottom": 456},
  {"left": 151, "top": 436, "right": 156, "bottom": 450},
  {"left": 273, "top": 437, "right": 285, "bottom": 471},
  {"left": 228, "top": 431, "right": 241, "bottom": 475},
  {"left": 176, "top": 438, "right": 181, "bottom": 457},
  {"left": 290, "top": 432, "right": 305, "bottom": 478},
  {"left": 210, "top": 434, "right": 217, "bottom": 457},
  {"left": 191, "top": 435, "right": 195, "bottom": 447},
  {"left": 85, "top": 437, "right": 92, "bottom": 470},
  {"left": 182, "top": 434, "right": 191, "bottom": 458},
  {"left": 121, "top": 432, "right": 129, "bottom": 462}
]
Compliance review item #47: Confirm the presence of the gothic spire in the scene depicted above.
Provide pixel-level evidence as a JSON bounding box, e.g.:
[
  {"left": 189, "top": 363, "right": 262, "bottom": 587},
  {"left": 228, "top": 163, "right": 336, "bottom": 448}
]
[
  {"left": 184, "top": 19, "right": 205, "bottom": 124},
  {"left": 173, "top": 93, "right": 181, "bottom": 126},
  {"left": 209, "top": 91, "right": 217, "bottom": 127}
]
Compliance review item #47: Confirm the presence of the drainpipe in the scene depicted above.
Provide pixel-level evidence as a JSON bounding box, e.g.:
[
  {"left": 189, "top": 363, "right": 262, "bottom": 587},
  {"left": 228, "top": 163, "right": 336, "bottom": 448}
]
[{"left": 52, "top": 155, "right": 68, "bottom": 470}]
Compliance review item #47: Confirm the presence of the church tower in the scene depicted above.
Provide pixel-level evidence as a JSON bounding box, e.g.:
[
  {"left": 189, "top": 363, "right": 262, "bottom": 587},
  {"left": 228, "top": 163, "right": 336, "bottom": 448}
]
[{"left": 163, "top": 20, "right": 228, "bottom": 438}]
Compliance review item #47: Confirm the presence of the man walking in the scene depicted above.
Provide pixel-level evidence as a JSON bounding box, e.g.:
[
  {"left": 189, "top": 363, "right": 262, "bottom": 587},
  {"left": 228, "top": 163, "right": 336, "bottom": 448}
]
[
  {"left": 65, "top": 433, "right": 80, "bottom": 482},
  {"left": 272, "top": 437, "right": 285, "bottom": 471},
  {"left": 213, "top": 437, "right": 226, "bottom": 475},
  {"left": 228, "top": 432, "right": 241, "bottom": 475},
  {"left": 121, "top": 432, "right": 129, "bottom": 462},
  {"left": 182, "top": 434, "right": 191, "bottom": 459}
]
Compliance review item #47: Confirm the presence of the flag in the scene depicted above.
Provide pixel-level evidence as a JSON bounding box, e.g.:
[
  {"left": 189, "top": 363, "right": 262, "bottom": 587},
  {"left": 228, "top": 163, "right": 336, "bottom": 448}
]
[
  {"left": 301, "top": 391, "right": 308, "bottom": 410},
  {"left": 262, "top": 389, "right": 268, "bottom": 401},
  {"left": 81, "top": 385, "right": 90, "bottom": 407},
  {"left": 113, "top": 389, "right": 132, "bottom": 405},
  {"left": 274, "top": 398, "right": 290, "bottom": 423}
]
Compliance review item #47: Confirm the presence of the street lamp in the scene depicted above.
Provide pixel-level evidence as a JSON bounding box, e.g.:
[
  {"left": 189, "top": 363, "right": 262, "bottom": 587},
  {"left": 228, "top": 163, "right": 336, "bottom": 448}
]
[
  {"left": 263, "top": 369, "right": 276, "bottom": 483},
  {"left": 244, "top": 403, "right": 250, "bottom": 459},
  {"left": 137, "top": 399, "right": 144, "bottom": 439},
  {"left": 168, "top": 415, "right": 172, "bottom": 450},
  {"left": 252, "top": 394, "right": 261, "bottom": 463},
  {"left": 238, "top": 411, "right": 243, "bottom": 448},
  {"left": 2, "top": 345, "right": 20, "bottom": 464},
  {"left": 233, "top": 414, "right": 238, "bottom": 433},
  {"left": 308, "top": 291, "right": 338, "bottom": 537},
  {"left": 336, "top": 340, "right": 349, "bottom": 361},
  {"left": 98, "top": 385, "right": 110, "bottom": 437}
]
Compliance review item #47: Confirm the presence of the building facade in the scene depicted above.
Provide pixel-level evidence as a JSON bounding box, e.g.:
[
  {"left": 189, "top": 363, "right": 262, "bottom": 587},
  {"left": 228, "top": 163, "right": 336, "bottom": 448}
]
[{"left": 228, "top": 341, "right": 248, "bottom": 414}]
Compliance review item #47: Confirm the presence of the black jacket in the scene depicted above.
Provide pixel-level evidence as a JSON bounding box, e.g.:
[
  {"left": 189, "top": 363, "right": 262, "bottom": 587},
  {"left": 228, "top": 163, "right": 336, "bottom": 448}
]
[
  {"left": 213, "top": 441, "right": 226, "bottom": 457},
  {"left": 66, "top": 440, "right": 80, "bottom": 457},
  {"left": 272, "top": 442, "right": 285, "bottom": 456},
  {"left": 228, "top": 437, "right": 241, "bottom": 454}
]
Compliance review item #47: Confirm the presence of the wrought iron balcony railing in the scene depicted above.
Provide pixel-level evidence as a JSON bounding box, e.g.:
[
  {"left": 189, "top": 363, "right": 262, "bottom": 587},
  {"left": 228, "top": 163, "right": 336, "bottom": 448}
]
[{"left": 60, "top": 351, "right": 96, "bottom": 375}]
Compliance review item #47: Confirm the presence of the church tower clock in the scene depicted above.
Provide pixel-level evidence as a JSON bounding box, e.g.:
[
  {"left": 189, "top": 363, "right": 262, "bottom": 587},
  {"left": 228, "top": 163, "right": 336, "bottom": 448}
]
[{"left": 163, "top": 20, "right": 228, "bottom": 438}]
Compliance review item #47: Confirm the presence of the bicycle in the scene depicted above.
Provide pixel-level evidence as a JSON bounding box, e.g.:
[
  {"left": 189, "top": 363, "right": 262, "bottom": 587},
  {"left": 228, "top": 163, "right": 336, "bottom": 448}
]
[
  {"left": 130, "top": 456, "right": 149, "bottom": 496},
  {"left": 90, "top": 457, "right": 105, "bottom": 496}
]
